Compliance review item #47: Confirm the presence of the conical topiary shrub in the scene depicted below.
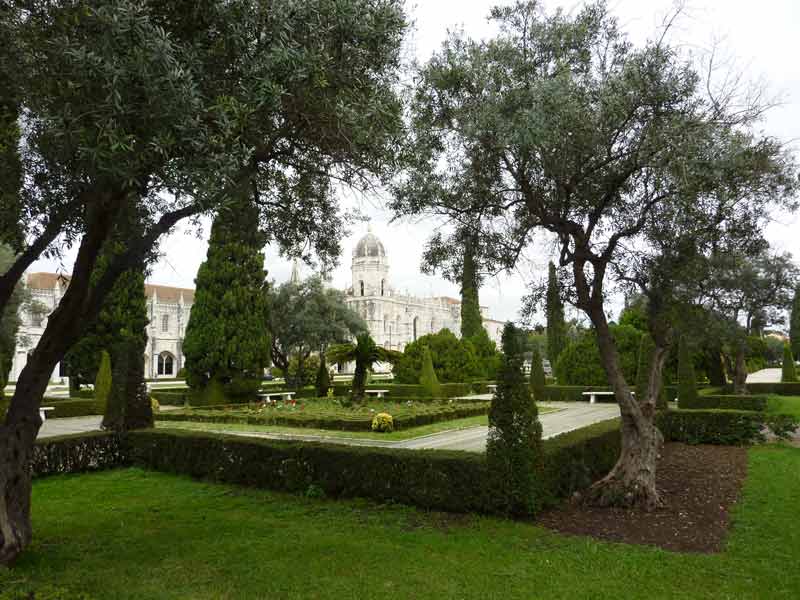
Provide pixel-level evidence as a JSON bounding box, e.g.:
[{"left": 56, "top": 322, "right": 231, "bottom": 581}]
[
  {"left": 315, "top": 353, "right": 331, "bottom": 397},
  {"left": 782, "top": 344, "right": 797, "bottom": 383},
  {"left": 97, "top": 351, "right": 116, "bottom": 429},
  {"left": 486, "top": 322, "right": 543, "bottom": 516},
  {"left": 529, "top": 346, "right": 546, "bottom": 402},
  {"left": 419, "top": 345, "right": 441, "bottom": 398}
]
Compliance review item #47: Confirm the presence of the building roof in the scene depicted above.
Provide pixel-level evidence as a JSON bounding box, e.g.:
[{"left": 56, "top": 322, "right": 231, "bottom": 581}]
[
  {"left": 353, "top": 231, "right": 386, "bottom": 259},
  {"left": 26, "top": 272, "right": 194, "bottom": 303}
]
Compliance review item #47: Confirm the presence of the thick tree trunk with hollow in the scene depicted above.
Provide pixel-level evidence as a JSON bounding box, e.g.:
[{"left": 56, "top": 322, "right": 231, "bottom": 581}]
[{"left": 582, "top": 303, "right": 663, "bottom": 510}]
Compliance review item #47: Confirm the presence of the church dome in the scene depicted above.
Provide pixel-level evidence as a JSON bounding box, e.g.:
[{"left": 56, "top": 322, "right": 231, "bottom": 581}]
[{"left": 353, "top": 231, "right": 386, "bottom": 259}]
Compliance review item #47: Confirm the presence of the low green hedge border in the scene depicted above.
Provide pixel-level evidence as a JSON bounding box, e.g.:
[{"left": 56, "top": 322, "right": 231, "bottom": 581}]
[
  {"left": 41, "top": 398, "right": 106, "bottom": 418},
  {"left": 32, "top": 431, "right": 125, "bottom": 478},
  {"left": 30, "top": 418, "right": 622, "bottom": 517},
  {"left": 656, "top": 409, "right": 797, "bottom": 445},
  {"left": 678, "top": 394, "right": 768, "bottom": 412},
  {"left": 725, "top": 382, "right": 800, "bottom": 396},
  {"left": 154, "top": 402, "right": 490, "bottom": 432}
]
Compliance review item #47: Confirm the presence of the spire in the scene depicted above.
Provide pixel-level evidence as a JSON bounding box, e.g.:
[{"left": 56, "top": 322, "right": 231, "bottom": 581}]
[{"left": 290, "top": 258, "right": 301, "bottom": 284}]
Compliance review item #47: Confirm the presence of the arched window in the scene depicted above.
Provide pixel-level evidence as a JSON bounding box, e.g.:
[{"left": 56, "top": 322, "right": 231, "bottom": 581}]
[
  {"left": 161, "top": 314, "right": 169, "bottom": 332},
  {"left": 430, "top": 318, "right": 436, "bottom": 333},
  {"left": 412, "top": 317, "right": 419, "bottom": 341},
  {"left": 158, "top": 352, "right": 175, "bottom": 376},
  {"left": 359, "top": 281, "right": 365, "bottom": 296},
  {"left": 383, "top": 315, "right": 388, "bottom": 332},
  {"left": 380, "top": 279, "right": 385, "bottom": 296}
]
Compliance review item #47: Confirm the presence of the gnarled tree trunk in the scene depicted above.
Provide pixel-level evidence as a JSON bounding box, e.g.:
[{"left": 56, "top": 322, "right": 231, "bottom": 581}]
[{"left": 583, "top": 304, "right": 664, "bottom": 510}]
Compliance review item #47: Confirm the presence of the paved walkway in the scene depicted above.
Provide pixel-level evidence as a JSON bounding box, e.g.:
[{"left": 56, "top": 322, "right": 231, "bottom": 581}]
[
  {"left": 35, "top": 402, "right": 621, "bottom": 452},
  {"left": 747, "top": 368, "right": 783, "bottom": 383}
]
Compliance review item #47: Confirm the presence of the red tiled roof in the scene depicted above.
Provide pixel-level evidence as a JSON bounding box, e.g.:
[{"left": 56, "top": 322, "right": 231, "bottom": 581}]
[{"left": 26, "top": 272, "right": 194, "bottom": 303}]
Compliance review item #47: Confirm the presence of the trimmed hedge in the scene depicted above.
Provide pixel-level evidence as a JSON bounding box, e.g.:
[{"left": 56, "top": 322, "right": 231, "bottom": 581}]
[
  {"left": 42, "top": 398, "right": 106, "bottom": 418},
  {"left": 678, "top": 394, "right": 768, "bottom": 412},
  {"left": 150, "top": 390, "right": 190, "bottom": 405},
  {"left": 32, "top": 432, "right": 125, "bottom": 478},
  {"left": 28, "top": 417, "right": 623, "bottom": 517},
  {"left": 727, "top": 382, "right": 800, "bottom": 396},
  {"left": 656, "top": 410, "right": 766, "bottom": 445},
  {"left": 155, "top": 402, "right": 490, "bottom": 432}
]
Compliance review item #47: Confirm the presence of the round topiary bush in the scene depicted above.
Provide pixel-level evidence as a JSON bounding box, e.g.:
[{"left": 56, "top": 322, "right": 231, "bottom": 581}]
[
  {"left": 371, "top": 412, "right": 394, "bottom": 433},
  {"left": 150, "top": 397, "right": 160, "bottom": 413}
]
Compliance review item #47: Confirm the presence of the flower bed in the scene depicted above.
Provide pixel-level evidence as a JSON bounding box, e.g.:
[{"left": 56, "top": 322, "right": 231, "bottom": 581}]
[{"left": 154, "top": 398, "right": 490, "bottom": 431}]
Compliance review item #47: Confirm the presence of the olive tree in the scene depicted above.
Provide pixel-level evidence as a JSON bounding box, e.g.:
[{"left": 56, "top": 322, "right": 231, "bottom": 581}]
[
  {"left": 0, "top": 0, "right": 406, "bottom": 564},
  {"left": 392, "top": 1, "right": 795, "bottom": 508}
]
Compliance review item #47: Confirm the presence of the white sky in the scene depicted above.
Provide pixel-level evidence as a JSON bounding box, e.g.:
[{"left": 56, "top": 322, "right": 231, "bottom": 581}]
[{"left": 33, "top": 0, "right": 800, "bottom": 325}]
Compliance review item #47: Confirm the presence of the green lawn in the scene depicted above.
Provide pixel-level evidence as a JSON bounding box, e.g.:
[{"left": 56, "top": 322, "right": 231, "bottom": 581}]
[
  {"left": 154, "top": 406, "right": 558, "bottom": 441},
  {"left": 767, "top": 395, "right": 800, "bottom": 419},
  {"left": 2, "top": 444, "right": 800, "bottom": 599}
]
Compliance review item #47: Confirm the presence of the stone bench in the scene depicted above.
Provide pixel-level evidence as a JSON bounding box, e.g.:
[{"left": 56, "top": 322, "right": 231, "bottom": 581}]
[
  {"left": 39, "top": 406, "right": 55, "bottom": 422},
  {"left": 582, "top": 391, "right": 635, "bottom": 404},
  {"left": 257, "top": 391, "right": 295, "bottom": 404},
  {"left": 349, "top": 389, "right": 390, "bottom": 398}
]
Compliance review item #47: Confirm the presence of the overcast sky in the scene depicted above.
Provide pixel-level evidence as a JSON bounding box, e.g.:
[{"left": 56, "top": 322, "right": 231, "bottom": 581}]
[{"left": 32, "top": 0, "right": 800, "bottom": 325}]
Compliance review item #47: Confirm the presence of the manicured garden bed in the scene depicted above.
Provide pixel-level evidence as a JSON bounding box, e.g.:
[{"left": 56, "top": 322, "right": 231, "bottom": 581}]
[
  {"left": 154, "top": 398, "right": 491, "bottom": 431},
  {"left": 4, "top": 445, "right": 800, "bottom": 598}
]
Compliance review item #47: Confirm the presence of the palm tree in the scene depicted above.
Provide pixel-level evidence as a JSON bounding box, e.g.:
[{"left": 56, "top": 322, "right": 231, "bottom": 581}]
[{"left": 327, "top": 333, "right": 402, "bottom": 402}]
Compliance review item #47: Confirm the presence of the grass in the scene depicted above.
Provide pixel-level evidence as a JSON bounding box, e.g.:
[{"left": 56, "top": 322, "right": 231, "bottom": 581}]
[
  {"left": 154, "top": 406, "right": 559, "bottom": 442},
  {"left": 2, "top": 444, "right": 800, "bottom": 599},
  {"left": 767, "top": 394, "right": 800, "bottom": 419}
]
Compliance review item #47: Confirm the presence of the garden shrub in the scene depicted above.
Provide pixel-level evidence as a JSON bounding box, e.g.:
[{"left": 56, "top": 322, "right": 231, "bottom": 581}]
[
  {"left": 94, "top": 350, "right": 112, "bottom": 406},
  {"left": 42, "top": 398, "right": 106, "bottom": 418},
  {"left": 726, "top": 382, "right": 800, "bottom": 396},
  {"left": 149, "top": 390, "right": 189, "bottom": 405},
  {"left": 371, "top": 412, "right": 394, "bottom": 432},
  {"left": 656, "top": 409, "right": 769, "bottom": 445},
  {"left": 419, "top": 346, "right": 441, "bottom": 397},
  {"left": 554, "top": 324, "right": 641, "bottom": 386},
  {"left": 678, "top": 394, "right": 768, "bottom": 412},
  {"left": 486, "top": 323, "right": 543, "bottom": 516},
  {"left": 529, "top": 347, "right": 546, "bottom": 402},
  {"left": 393, "top": 329, "right": 484, "bottom": 384},
  {"left": 32, "top": 431, "right": 125, "bottom": 478},
  {"left": 315, "top": 355, "right": 331, "bottom": 397},
  {"left": 782, "top": 344, "right": 797, "bottom": 383}
]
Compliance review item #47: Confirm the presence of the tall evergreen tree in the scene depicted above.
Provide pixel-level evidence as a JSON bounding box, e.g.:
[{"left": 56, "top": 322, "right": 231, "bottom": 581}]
[
  {"left": 782, "top": 344, "right": 797, "bottom": 383},
  {"left": 546, "top": 262, "right": 566, "bottom": 365},
  {"left": 315, "top": 354, "right": 331, "bottom": 397},
  {"left": 791, "top": 286, "right": 800, "bottom": 359},
  {"left": 184, "top": 196, "right": 271, "bottom": 400},
  {"left": 677, "top": 337, "right": 698, "bottom": 406},
  {"left": 487, "top": 322, "right": 543, "bottom": 516}
]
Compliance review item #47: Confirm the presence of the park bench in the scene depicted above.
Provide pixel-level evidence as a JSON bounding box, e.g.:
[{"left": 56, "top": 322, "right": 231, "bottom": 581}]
[
  {"left": 257, "top": 391, "right": 295, "bottom": 404},
  {"left": 487, "top": 384, "right": 497, "bottom": 393},
  {"left": 348, "top": 389, "right": 390, "bottom": 398},
  {"left": 582, "top": 391, "right": 635, "bottom": 404},
  {"left": 39, "top": 406, "right": 55, "bottom": 422}
]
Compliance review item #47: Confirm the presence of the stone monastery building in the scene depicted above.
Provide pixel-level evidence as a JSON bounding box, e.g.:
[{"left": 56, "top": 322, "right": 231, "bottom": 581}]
[
  {"left": 11, "top": 230, "right": 502, "bottom": 383},
  {"left": 343, "top": 229, "right": 503, "bottom": 352}
]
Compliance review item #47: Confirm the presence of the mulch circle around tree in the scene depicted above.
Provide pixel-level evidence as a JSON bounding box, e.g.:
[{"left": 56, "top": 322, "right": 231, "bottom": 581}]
[{"left": 537, "top": 442, "right": 748, "bottom": 553}]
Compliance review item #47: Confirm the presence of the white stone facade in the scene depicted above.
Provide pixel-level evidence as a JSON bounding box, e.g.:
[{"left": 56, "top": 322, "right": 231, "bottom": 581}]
[
  {"left": 13, "top": 231, "right": 503, "bottom": 382},
  {"left": 10, "top": 272, "right": 193, "bottom": 383},
  {"left": 343, "top": 231, "right": 503, "bottom": 356}
]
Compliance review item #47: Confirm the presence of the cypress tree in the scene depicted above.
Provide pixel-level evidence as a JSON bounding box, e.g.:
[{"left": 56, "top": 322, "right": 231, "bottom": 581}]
[
  {"left": 529, "top": 346, "right": 546, "bottom": 401},
  {"left": 487, "top": 322, "right": 543, "bottom": 516},
  {"left": 183, "top": 195, "right": 271, "bottom": 400},
  {"left": 419, "top": 345, "right": 441, "bottom": 398},
  {"left": 782, "top": 344, "right": 797, "bottom": 383},
  {"left": 791, "top": 286, "right": 800, "bottom": 359},
  {"left": 546, "top": 262, "right": 566, "bottom": 365},
  {"left": 315, "top": 353, "right": 331, "bottom": 397},
  {"left": 677, "top": 336, "right": 698, "bottom": 407},
  {"left": 460, "top": 236, "right": 483, "bottom": 339},
  {"left": 95, "top": 350, "right": 113, "bottom": 423}
]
